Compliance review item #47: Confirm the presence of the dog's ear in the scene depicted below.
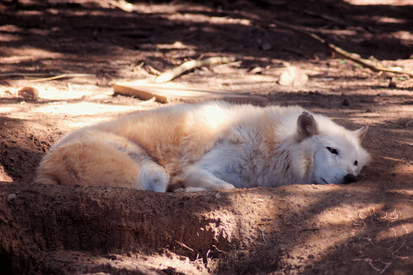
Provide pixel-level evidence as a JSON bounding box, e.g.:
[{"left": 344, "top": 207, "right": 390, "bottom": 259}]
[
  {"left": 297, "top": 112, "right": 319, "bottom": 141},
  {"left": 353, "top": 125, "right": 368, "bottom": 141}
]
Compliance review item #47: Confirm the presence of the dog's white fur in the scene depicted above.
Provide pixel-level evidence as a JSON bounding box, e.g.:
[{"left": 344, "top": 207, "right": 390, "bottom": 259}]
[{"left": 35, "top": 101, "right": 370, "bottom": 191}]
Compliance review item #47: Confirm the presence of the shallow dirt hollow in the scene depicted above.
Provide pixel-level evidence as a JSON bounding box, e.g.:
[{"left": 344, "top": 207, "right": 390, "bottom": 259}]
[{"left": 0, "top": 0, "right": 413, "bottom": 274}]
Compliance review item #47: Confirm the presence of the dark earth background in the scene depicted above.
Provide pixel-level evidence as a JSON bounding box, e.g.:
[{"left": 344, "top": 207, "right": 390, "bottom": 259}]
[{"left": 0, "top": 0, "right": 413, "bottom": 274}]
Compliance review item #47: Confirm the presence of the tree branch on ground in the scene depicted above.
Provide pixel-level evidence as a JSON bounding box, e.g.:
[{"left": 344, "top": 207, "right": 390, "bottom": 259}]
[
  {"left": 271, "top": 19, "right": 413, "bottom": 77},
  {"left": 155, "top": 57, "right": 236, "bottom": 84}
]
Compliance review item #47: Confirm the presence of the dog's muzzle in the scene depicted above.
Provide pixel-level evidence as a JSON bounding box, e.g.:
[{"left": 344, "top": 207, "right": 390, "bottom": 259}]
[{"left": 342, "top": 173, "right": 358, "bottom": 184}]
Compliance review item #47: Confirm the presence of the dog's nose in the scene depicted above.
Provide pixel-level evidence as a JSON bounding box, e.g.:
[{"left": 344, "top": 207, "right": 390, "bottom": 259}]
[{"left": 343, "top": 173, "right": 358, "bottom": 184}]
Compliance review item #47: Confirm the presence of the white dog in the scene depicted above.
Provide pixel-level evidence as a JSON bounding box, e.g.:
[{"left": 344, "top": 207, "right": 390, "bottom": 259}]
[{"left": 35, "top": 101, "right": 370, "bottom": 192}]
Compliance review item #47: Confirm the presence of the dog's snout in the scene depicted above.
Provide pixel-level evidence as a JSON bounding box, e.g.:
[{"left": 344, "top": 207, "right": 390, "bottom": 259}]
[{"left": 343, "top": 173, "right": 358, "bottom": 184}]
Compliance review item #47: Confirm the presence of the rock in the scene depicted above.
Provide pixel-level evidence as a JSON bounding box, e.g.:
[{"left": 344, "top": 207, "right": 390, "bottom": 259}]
[
  {"left": 7, "top": 193, "right": 16, "bottom": 201},
  {"left": 81, "top": 95, "right": 91, "bottom": 101},
  {"left": 18, "top": 87, "right": 39, "bottom": 101},
  {"left": 261, "top": 43, "right": 272, "bottom": 51},
  {"left": 388, "top": 81, "right": 397, "bottom": 88},
  {"left": 278, "top": 66, "right": 308, "bottom": 87}
]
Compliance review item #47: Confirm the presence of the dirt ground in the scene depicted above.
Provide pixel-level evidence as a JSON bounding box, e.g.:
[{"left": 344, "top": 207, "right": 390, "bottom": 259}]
[{"left": 0, "top": 0, "right": 413, "bottom": 274}]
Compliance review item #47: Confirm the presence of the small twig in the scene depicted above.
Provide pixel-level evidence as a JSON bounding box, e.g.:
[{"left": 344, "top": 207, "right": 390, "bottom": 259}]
[
  {"left": 104, "top": 0, "right": 133, "bottom": 12},
  {"left": 174, "top": 240, "right": 194, "bottom": 252},
  {"left": 271, "top": 19, "right": 413, "bottom": 77},
  {"left": 212, "top": 244, "right": 227, "bottom": 253},
  {"left": 405, "top": 121, "right": 413, "bottom": 127},
  {"left": 155, "top": 56, "right": 236, "bottom": 83},
  {"left": 327, "top": 44, "right": 413, "bottom": 76},
  {"left": 0, "top": 73, "right": 95, "bottom": 82},
  {"left": 144, "top": 65, "right": 162, "bottom": 76},
  {"left": 28, "top": 74, "right": 95, "bottom": 82},
  {"left": 135, "top": 61, "right": 145, "bottom": 70},
  {"left": 0, "top": 73, "right": 54, "bottom": 78}
]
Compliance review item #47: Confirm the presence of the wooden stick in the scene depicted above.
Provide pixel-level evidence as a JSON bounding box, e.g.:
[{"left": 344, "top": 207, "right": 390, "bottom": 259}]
[
  {"left": 174, "top": 240, "right": 194, "bottom": 252},
  {"left": 271, "top": 19, "right": 413, "bottom": 77},
  {"left": 327, "top": 44, "right": 412, "bottom": 76},
  {"left": 28, "top": 74, "right": 95, "bottom": 82},
  {"left": 155, "top": 56, "right": 236, "bottom": 84},
  {"left": 0, "top": 73, "right": 55, "bottom": 78},
  {"left": 0, "top": 73, "right": 95, "bottom": 82}
]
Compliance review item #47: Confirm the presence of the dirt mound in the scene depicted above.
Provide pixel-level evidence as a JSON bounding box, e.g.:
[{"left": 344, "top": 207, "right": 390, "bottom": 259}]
[{"left": 1, "top": 182, "right": 412, "bottom": 275}]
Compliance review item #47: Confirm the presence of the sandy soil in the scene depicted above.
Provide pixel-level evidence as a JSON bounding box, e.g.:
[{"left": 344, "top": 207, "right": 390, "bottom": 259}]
[{"left": 0, "top": 0, "right": 413, "bottom": 274}]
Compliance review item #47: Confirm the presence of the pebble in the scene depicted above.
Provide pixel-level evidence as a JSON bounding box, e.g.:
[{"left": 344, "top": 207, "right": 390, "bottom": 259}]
[
  {"left": 7, "top": 193, "right": 16, "bottom": 201},
  {"left": 261, "top": 43, "right": 272, "bottom": 51},
  {"left": 342, "top": 98, "right": 350, "bottom": 106},
  {"left": 388, "top": 81, "right": 397, "bottom": 88},
  {"left": 18, "top": 86, "right": 39, "bottom": 101}
]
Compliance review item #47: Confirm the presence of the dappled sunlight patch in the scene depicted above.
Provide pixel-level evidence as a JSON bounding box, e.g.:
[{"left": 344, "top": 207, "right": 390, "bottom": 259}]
[
  {"left": 279, "top": 203, "right": 413, "bottom": 273},
  {"left": 373, "top": 16, "right": 408, "bottom": 24},
  {"left": 393, "top": 162, "right": 413, "bottom": 180},
  {"left": 0, "top": 47, "right": 63, "bottom": 62},
  {"left": 1, "top": 99, "right": 143, "bottom": 128},
  {"left": 0, "top": 165, "right": 13, "bottom": 182},
  {"left": 165, "top": 12, "right": 252, "bottom": 27},
  {"left": 36, "top": 249, "right": 210, "bottom": 275},
  {"left": 378, "top": 155, "right": 413, "bottom": 181},
  {"left": 0, "top": 34, "right": 21, "bottom": 42},
  {"left": 310, "top": 204, "right": 385, "bottom": 225},
  {"left": 132, "top": 3, "right": 180, "bottom": 15},
  {"left": 344, "top": 0, "right": 412, "bottom": 5},
  {"left": 346, "top": 207, "right": 411, "bottom": 274},
  {"left": 286, "top": 222, "right": 354, "bottom": 259},
  {"left": 386, "top": 188, "right": 413, "bottom": 196}
]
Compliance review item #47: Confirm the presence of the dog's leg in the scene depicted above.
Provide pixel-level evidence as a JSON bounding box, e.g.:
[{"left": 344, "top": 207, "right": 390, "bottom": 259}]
[
  {"left": 138, "top": 161, "right": 168, "bottom": 192},
  {"left": 180, "top": 142, "right": 251, "bottom": 191},
  {"left": 182, "top": 167, "right": 236, "bottom": 191}
]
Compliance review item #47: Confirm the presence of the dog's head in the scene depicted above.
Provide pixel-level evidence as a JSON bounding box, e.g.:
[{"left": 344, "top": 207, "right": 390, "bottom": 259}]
[{"left": 296, "top": 111, "right": 370, "bottom": 185}]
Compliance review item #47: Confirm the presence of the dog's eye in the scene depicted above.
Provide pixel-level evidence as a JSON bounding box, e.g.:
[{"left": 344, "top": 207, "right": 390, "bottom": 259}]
[
  {"left": 327, "top": 147, "right": 338, "bottom": 155},
  {"left": 354, "top": 160, "right": 358, "bottom": 166}
]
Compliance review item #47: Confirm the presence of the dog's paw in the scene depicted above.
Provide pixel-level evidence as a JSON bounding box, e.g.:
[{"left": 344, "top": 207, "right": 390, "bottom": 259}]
[
  {"left": 220, "top": 183, "right": 235, "bottom": 190},
  {"left": 185, "top": 187, "right": 208, "bottom": 192}
]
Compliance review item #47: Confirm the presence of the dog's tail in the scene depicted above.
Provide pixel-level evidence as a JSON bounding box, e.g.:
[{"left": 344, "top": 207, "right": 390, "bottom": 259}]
[
  {"left": 34, "top": 142, "right": 84, "bottom": 186},
  {"left": 34, "top": 140, "right": 144, "bottom": 189}
]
